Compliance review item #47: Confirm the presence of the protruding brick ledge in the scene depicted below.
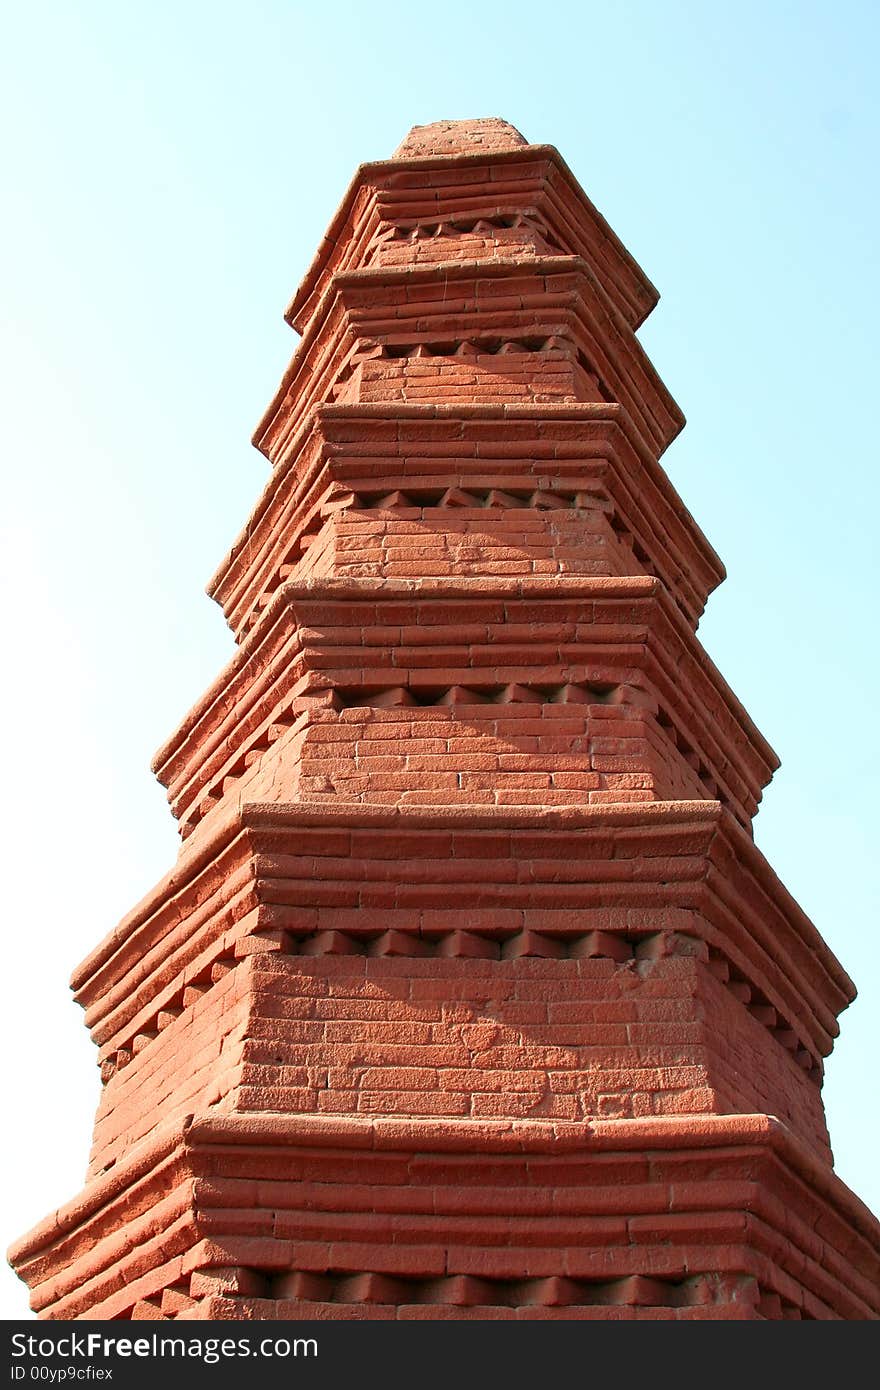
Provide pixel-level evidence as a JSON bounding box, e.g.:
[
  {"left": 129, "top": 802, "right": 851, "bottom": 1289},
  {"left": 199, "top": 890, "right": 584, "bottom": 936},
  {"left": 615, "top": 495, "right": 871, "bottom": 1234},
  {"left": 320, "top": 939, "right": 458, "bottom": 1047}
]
[
  {"left": 287, "top": 140, "right": 659, "bottom": 338},
  {"left": 256, "top": 257, "right": 683, "bottom": 467},
  {"left": 210, "top": 404, "right": 724, "bottom": 638},
  {"left": 10, "top": 1112, "right": 880, "bottom": 1321},
  {"left": 152, "top": 577, "right": 777, "bottom": 836},
  {"left": 68, "top": 801, "right": 851, "bottom": 1096}
]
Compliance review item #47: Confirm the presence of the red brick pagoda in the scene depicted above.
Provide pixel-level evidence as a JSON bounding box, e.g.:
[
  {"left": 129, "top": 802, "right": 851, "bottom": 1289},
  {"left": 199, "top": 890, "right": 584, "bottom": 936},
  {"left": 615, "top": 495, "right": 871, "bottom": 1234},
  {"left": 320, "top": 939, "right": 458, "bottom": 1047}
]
[{"left": 11, "top": 118, "right": 880, "bottom": 1320}]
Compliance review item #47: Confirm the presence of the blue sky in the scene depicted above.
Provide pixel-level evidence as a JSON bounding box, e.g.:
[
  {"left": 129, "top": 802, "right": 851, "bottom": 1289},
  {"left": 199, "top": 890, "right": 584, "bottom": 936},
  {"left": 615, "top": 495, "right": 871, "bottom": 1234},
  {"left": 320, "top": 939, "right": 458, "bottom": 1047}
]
[{"left": 1, "top": 1, "right": 878, "bottom": 1317}]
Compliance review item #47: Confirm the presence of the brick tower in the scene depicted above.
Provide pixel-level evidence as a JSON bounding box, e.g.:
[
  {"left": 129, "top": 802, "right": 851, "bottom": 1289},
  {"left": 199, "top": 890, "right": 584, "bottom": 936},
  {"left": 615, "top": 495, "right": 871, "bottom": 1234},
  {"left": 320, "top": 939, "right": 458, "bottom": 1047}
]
[{"left": 10, "top": 119, "right": 880, "bottom": 1320}]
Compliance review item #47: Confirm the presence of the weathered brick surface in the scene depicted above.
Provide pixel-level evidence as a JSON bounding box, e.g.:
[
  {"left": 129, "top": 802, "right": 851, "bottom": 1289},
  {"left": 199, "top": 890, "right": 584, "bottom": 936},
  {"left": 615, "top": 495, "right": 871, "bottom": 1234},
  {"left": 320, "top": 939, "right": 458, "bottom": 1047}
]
[
  {"left": 9, "top": 117, "right": 878, "bottom": 1320},
  {"left": 292, "top": 702, "right": 708, "bottom": 809},
  {"left": 233, "top": 952, "right": 829, "bottom": 1152},
  {"left": 87, "top": 967, "right": 249, "bottom": 1178},
  {"left": 307, "top": 500, "right": 636, "bottom": 582}
]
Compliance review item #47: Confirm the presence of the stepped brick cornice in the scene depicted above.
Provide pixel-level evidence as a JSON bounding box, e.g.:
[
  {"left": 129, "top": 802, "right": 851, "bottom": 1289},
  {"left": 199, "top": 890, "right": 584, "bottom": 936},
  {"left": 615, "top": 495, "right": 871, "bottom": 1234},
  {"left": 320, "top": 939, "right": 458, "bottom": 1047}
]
[
  {"left": 288, "top": 129, "right": 658, "bottom": 338},
  {"left": 10, "top": 1114, "right": 880, "bottom": 1321},
  {"left": 153, "top": 576, "right": 777, "bottom": 840},
  {"left": 255, "top": 256, "right": 684, "bottom": 467},
  {"left": 10, "top": 117, "right": 879, "bottom": 1320},
  {"left": 211, "top": 405, "right": 723, "bottom": 638},
  {"left": 65, "top": 801, "right": 851, "bottom": 1172}
]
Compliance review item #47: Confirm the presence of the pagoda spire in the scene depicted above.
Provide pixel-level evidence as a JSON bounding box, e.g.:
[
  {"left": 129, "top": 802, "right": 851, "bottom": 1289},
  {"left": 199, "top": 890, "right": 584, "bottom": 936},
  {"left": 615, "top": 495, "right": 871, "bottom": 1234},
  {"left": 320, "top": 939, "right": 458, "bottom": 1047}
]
[{"left": 9, "top": 119, "right": 880, "bottom": 1321}]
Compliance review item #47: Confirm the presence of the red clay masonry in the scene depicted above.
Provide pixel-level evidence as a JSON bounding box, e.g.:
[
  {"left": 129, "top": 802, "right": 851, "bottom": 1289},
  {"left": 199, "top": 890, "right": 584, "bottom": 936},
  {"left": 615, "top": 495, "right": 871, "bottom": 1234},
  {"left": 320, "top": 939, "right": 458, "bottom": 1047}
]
[{"left": 10, "top": 118, "right": 880, "bottom": 1320}]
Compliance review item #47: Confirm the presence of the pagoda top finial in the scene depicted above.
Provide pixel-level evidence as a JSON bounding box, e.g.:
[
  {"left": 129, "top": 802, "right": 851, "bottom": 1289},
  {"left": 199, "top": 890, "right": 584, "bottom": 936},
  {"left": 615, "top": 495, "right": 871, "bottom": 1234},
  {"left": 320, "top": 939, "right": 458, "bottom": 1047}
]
[{"left": 394, "top": 117, "right": 527, "bottom": 158}]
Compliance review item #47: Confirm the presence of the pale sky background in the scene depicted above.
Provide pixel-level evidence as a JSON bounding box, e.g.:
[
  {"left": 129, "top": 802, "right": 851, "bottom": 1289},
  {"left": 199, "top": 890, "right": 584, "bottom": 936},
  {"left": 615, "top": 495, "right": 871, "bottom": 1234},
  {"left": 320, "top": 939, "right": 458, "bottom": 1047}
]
[{"left": 1, "top": 1, "right": 877, "bottom": 1319}]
